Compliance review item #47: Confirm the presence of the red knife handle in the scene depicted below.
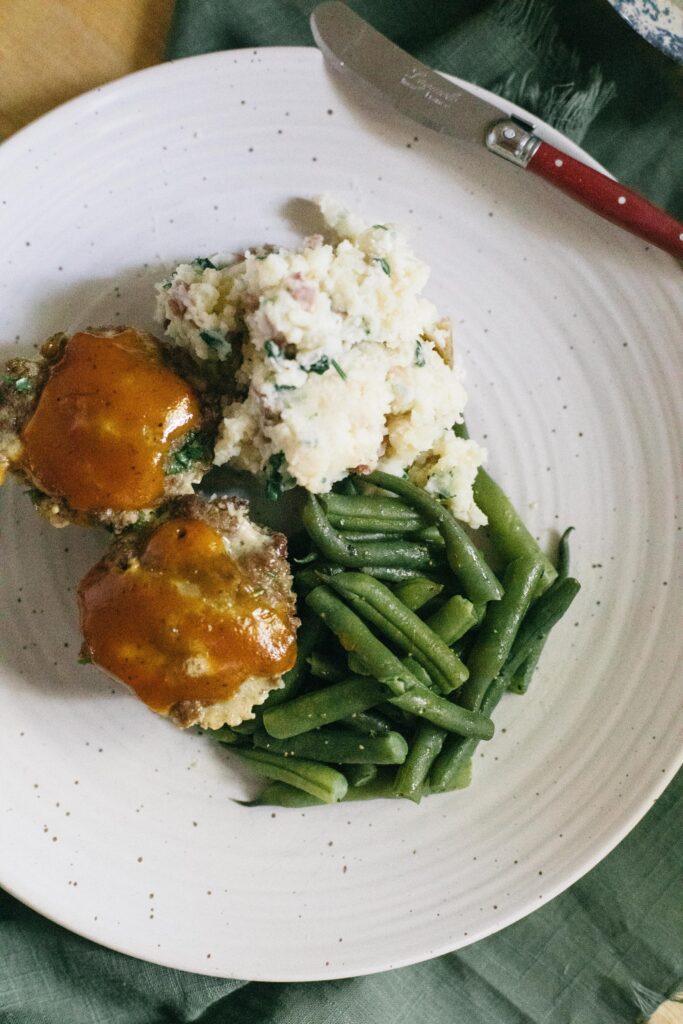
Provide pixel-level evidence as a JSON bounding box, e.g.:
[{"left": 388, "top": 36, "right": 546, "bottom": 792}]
[
  {"left": 527, "top": 140, "right": 683, "bottom": 258},
  {"left": 485, "top": 119, "right": 683, "bottom": 259}
]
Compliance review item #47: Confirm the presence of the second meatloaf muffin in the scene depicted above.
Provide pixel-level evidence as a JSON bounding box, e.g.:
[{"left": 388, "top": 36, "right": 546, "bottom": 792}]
[{"left": 78, "top": 494, "right": 299, "bottom": 729}]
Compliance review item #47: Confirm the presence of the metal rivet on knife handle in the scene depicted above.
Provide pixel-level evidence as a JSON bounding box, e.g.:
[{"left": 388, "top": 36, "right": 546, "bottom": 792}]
[{"left": 485, "top": 118, "right": 541, "bottom": 169}]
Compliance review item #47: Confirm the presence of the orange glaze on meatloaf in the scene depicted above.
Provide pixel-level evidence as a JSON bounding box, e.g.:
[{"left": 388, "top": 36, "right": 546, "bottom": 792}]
[
  {"left": 78, "top": 517, "right": 297, "bottom": 715},
  {"left": 20, "top": 328, "right": 199, "bottom": 511}
]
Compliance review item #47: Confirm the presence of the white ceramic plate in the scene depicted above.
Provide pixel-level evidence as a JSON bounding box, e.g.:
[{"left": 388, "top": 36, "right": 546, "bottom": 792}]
[{"left": 0, "top": 49, "right": 681, "bottom": 982}]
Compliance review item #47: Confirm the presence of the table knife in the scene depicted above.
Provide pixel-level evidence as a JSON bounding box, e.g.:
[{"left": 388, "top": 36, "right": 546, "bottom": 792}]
[{"left": 311, "top": 1, "right": 683, "bottom": 259}]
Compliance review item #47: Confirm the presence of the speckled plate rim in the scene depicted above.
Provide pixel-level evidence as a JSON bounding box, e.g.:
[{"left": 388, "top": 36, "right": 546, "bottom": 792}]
[{"left": 0, "top": 47, "right": 680, "bottom": 981}]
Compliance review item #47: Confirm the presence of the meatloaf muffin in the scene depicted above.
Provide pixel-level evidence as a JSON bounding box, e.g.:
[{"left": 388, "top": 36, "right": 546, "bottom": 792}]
[
  {"left": 77, "top": 494, "right": 298, "bottom": 729},
  {"left": 0, "top": 326, "right": 219, "bottom": 530}
]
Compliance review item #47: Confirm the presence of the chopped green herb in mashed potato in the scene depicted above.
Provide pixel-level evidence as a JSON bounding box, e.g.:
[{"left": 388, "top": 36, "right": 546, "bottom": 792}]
[{"left": 156, "top": 198, "right": 487, "bottom": 527}]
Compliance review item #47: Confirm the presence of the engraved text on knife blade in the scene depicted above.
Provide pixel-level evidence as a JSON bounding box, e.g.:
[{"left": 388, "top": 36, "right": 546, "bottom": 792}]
[{"left": 400, "top": 69, "right": 461, "bottom": 109}]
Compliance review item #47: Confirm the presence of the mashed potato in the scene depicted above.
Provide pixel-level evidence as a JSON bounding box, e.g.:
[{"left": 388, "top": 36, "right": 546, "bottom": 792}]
[{"left": 157, "top": 198, "right": 487, "bottom": 527}]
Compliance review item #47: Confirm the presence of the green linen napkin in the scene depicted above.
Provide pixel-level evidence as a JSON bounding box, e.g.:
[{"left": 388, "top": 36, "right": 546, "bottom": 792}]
[{"left": 2, "top": 2, "right": 681, "bottom": 1021}]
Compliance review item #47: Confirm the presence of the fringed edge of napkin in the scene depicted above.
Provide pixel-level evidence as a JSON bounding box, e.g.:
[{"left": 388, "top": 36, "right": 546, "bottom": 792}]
[
  {"left": 489, "top": 0, "right": 616, "bottom": 143},
  {"left": 634, "top": 982, "right": 683, "bottom": 1023}
]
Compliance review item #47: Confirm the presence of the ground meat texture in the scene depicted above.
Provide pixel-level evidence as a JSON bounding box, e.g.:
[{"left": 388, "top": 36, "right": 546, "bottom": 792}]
[
  {"left": 78, "top": 495, "right": 299, "bottom": 729},
  {"left": 0, "top": 327, "right": 220, "bottom": 530},
  {"left": 0, "top": 352, "right": 49, "bottom": 486}
]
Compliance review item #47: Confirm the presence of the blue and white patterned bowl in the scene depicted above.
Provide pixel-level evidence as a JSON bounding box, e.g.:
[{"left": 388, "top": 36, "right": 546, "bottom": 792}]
[{"left": 607, "top": 0, "right": 683, "bottom": 62}]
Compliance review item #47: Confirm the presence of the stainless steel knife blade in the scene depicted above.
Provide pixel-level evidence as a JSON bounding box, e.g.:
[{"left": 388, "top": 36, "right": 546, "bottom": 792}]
[
  {"left": 310, "top": 1, "right": 513, "bottom": 146},
  {"left": 311, "top": 1, "right": 683, "bottom": 257}
]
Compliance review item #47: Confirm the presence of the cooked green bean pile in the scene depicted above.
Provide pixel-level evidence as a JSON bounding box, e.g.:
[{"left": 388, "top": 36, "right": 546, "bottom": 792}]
[{"left": 206, "top": 464, "right": 579, "bottom": 807}]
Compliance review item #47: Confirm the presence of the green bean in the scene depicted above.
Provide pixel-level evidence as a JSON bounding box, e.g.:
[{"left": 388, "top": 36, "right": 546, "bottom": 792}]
[
  {"left": 391, "top": 683, "right": 494, "bottom": 739},
  {"left": 253, "top": 726, "right": 408, "bottom": 765},
  {"left": 263, "top": 675, "right": 387, "bottom": 738},
  {"left": 402, "top": 656, "right": 434, "bottom": 689},
  {"left": 207, "top": 726, "right": 249, "bottom": 747},
  {"left": 304, "top": 494, "right": 437, "bottom": 569},
  {"left": 510, "top": 527, "right": 574, "bottom": 695},
  {"left": 453, "top": 420, "right": 557, "bottom": 593},
  {"left": 359, "top": 565, "right": 443, "bottom": 583},
  {"left": 429, "top": 670, "right": 509, "bottom": 792},
  {"left": 342, "top": 710, "right": 393, "bottom": 736},
  {"left": 453, "top": 633, "right": 475, "bottom": 664},
  {"left": 295, "top": 563, "right": 347, "bottom": 594},
  {"left": 339, "top": 530, "right": 408, "bottom": 542},
  {"left": 247, "top": 759, "right": 472, "bottom": 807},
  {"left": 454, "top": 423, "right": 557, "bottom": 593},
  {"left": 346, "top": 651, "right": 372, "bottom": 675},
  {"left": 230, "top": 719, "right": 258, "bottom": 735},
  {"left": 378, "top": 702, "right": 414, "bottom": 729},
  {"left": 342, "top": 780, "right": 403, "bottom": 802},
  {"left": 324, "top": 572, "right": 469, "bottom": 693},
  {"left": 245, "top": 781, "right": 325, "bottom": 807},
  {"left": 308, "top": 584, "right": 492, "bottom": 738},
  {"left": 306, "top": 585, "right": 420, "bottom": 694},
  {"left": 345, "top": 759, "right": 471, "bottom": 800},
  {"left": 233, "top": 748, "right": 348, "bottom": 803},
  {"left": 291, "top": 548, "right": 318, "bottom": 567},
  {"left": 429, "top": 624, "right": 530, "bottom": 791},
  {"left": 503, "top": 576, "right": 580, "bottom": 678},
  {"left": 425, "top": 595, "right": 479, "bottom": 645},
  {"left": 345, "top": 763, "right": 378, "bottom": 788},
  {"left": 393, "top": 577, "right": 444, "bottom": 611},
  {"left": 343, "top": 775, "right": 409, "bottom": 801},
  {"left": 556, "top": 526, "right": 574, "bottom": 579},
  {"left": 307, "top": 650, "right": 347, "bottom": 682},
  {"left": 430, "top": 575, "right": 580, "bottom": 791},
  {"left": 508, "top": 635, "right": 544, "bottom": 695},
  {"left": 330, "top": 516, "right": 423, "bottom": 534},
  {"left": 361, "top": 470, "right": 502, "bottom": 605},
  {"left": 335, "top": 477, "right": 359, "bottom": 496},
  {"left": 296, "top": 585, "right": 491, "bottom": 745},
  {"left": 261, "top": 616, "right": 324, "bottom": 708},
  {"left": 474, "top": 469, "right": 557, "bottom": 593},
  {"left": 413, "top": 525, "right": 445, "bottom": 546},
  {"left": 348, "top": 572, "right": 469, "bottom": 687},
  {"left": 442, "top": 758, "right": 472, "bottom": 792},
  {"left": 264, "top": 633, "right": 492, "bottom": 743},
  {"left": 293, "top": 569, "right": 323, "bottom": 596},
  {"left": 459, "top": 556, "right": 543, "bottom": 711},
  {"left": 321, "top": 493, "right": 423, "bottom": 520},
  {"left": 394, "top": 724, "right": 447, "bottom": 802},
  {"left": 338, "top": 540, "right": 436, "bottom": 570}
]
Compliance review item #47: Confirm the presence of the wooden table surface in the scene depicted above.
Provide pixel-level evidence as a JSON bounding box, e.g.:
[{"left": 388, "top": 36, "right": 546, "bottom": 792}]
[{"left": 0, "top": 0, "right": 173, "bottom": 138}]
